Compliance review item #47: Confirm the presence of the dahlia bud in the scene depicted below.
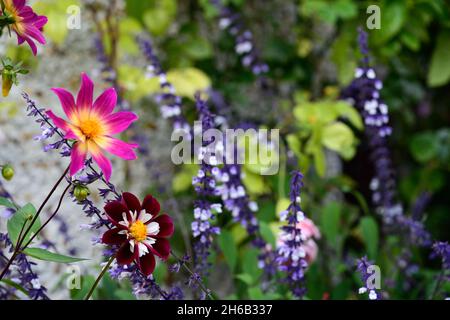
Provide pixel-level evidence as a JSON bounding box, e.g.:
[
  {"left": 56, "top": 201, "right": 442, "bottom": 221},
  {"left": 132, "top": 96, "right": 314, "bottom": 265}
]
[
  {"left": 1, "top": 57, "right": 28, "bottom": 97},
  {"left": 2, "top": 70, "right": 13, "bottom": 97},
  {"left": 1, "top": 164, "right": 14, "bottom": 181},
  {"left": 73, "top": 185, "right": 90, "bottom": 202}
]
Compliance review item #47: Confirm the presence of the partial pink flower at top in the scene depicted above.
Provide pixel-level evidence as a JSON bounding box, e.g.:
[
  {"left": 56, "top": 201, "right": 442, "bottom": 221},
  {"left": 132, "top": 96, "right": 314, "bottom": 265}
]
[
  {"left": 46, "top": 73, "right": 139, "bottom": 181},
  {"left": 1, "top": 0, "right": 48, "bottom": 55}
]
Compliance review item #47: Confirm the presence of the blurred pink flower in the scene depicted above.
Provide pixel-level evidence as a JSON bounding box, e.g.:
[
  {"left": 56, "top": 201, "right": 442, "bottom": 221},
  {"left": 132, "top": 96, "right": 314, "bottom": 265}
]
[
  {"left": 297, "top": 218, "right": 321, "bottom": 263},
  {"left": 46, "top": 73, "right": 139, "bottom": 181},
  {"left": 1, "top": 0, "right": 48, "bottom": 55},
  {"left": 277, "top": 218, "right": 321, "bottom": 264}
]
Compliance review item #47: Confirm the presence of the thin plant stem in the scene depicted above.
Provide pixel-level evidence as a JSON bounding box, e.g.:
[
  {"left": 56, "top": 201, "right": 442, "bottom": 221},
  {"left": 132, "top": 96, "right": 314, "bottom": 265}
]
[
  {"left": 170, "top": 250, "right": 214, "bottom": 300},
  {"left": 0, "top": 165, "right": 69, "bottom": 281},
  {"left": 21, "top": 183, "right": 71, "bottom": 250},
  {"left": 85, "top": 256, "right": 115, "bottom": 300},
  {"left": 0, "top": 219, "right": 29, "bottom": 280},
  {"left": 430, "top": 269, "right": 445, "bottom": 300}
]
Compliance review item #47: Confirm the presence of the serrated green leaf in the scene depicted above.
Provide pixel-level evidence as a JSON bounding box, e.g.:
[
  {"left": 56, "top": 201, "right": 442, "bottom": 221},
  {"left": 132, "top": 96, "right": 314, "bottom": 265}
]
[{"left": 23, "top": 247, "right": 86, "bottom": 263}]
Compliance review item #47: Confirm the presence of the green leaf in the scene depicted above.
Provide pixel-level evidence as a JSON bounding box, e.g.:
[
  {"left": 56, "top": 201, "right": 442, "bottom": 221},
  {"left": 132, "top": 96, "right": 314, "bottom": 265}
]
[
  {"left": 334, "top": 101, "right": 363, "bottom": 130},
  {"left": 331, "top": 30, "right": 357, "bottom": 85},
  {"left": 70, "top": 275, "right": 95, "bottom": 300},
  {"left": 33, "top": 0, "right": 80, "bottom": 45},
  {"left": 0, "top": 197, "right": 15, "bottom": 208},
  {"left": 23, "top": 247, "right": 86, "bottom": 263},
  {"left": 241, "top": 169, "right": 267, "bottom": 195},
  {"left": 259, "top": 221, "right": 276, "bottom": 247},
  {"left": 372, "top": 2, "right": 406, "bottom": 45},
  {"left": 360, "top": 216, "right": 379, "bottom": 260},
  {"left": 248, "top": 286, "right": 265, "bottom": 299},
  {"left": 322, "top": 122, "right": 356, "bottom": 159},
  {"left": 320, "top": 202, "right": 341, "bottom": 243},
  {"left": 235, "top": 273, "right": 254, "bottom": 285},
  {"left": 409, "top": 132, "right": 439, "bottom": 163},
  {"left": 312, "top": 146, "right": 326, "bottom": 177},
  {"left": 275, "top": 197, "right": 290, "bottom": 218},
  {"left": 142, "top": 0, "right": 177, "bottom": 36},
  {"left": 114, "top": 289, "right": 136, "bottom": 300},
  {"left": 218, "top": 230, "right": 237, "bottom": 271},
  {"left": 1, "top": 279, "right": 30, "bottom": 297},
  {"left": 118, "top": 65, "right": 159, "bottom": 101},
  {"left": 166, "top": 68, "right": 211, "bottom": 99},
  {"left": 172, "top": 164, "right": 198, "bottom": 193},
  {"left": 428, "top": 30, "right": 450, "bottom": 87},
  {"left": 242, "top": 249, "right": 262, "bottom": 281},
  {"left": 7, "top": 203, "right": 40, "bottom": 246}
]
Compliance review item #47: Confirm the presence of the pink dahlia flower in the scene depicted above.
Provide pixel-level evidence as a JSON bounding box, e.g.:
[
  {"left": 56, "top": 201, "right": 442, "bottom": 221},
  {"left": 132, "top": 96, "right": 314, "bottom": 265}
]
[
  {"left": 1, "top": 0, "right": 48, "bottom": 55},
  {"left": 102, "top": 193, "right": 174, "bottom": 276},
  {"left": 46, "top": 73, "right": 139, "bottom": 181}
]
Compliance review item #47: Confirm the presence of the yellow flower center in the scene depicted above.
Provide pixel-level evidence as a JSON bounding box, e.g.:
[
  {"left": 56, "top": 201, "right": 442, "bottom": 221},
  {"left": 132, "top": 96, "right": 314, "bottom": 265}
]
[
  {"left": 129, "top": 220, "right": 147, "bottom": 242},
  {"left": 79, "top": 119, "right": 102, "bottom": 140}
]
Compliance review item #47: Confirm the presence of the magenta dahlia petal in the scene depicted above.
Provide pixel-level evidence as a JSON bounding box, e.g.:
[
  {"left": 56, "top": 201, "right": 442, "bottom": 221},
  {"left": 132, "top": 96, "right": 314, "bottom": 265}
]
[
  {"left": 138, "top": 252, "right": 156, "bottom": 276},
  {"left": 24, "top": 25, "right": 46, "bottom": 44},
  {"left": 24, "top": 36, "right": 38, "bottom": 55},
  {"left": 100, "top": 137, "right": 138, "bottom": 161},
  {"left": 51, "top": 88, "right": 76, "bottom": 120},
  {"left": 90, "top": 147, "right": 112, "bottom": 182},
  {"left": 76, "top": 73, "right": 94, "bottom": 110},
  {"left": 102, "top": 228, "right": 127, "bottom": 245},
  {"left": 92, "top": 88, "right": 117, "bottom": 118},
  {"left": 13, "top": 0, "right": 25, "bottom": 9},
  {"left": 64, "top": 130, "right": 78, "bottom": 140},
  {"left": 34, "top": 15, "right": 48, "bottom": 29},
  {"left": 142, "top": 195, "right": 161, "bottom": 216},
  {"left": 45, "top": 110, "right": 71, "bottom": 132},
  {"left": 121, "top": 192, "right": 141, "bottom": 213},
  {"left": 153, "top": 215, "right": 174, "bottom": 238},
  {"left": 116, "top": 243, "right": 135, "bottom": 265},
  {"left": 151, "top": 238, "right": 170, "bottom": 260},
  {"left": 70, "top": 142, "right": 87, "bottom": 177},
  {"left": 104, "top": 111, "right": 138, "bottom": 135}
]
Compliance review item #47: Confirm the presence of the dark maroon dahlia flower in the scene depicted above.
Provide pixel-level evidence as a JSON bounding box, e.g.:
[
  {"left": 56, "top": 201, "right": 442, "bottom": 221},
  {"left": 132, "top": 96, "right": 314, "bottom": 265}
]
[{"left": 102, "top": 192, "right": 174, "bottom": 276}]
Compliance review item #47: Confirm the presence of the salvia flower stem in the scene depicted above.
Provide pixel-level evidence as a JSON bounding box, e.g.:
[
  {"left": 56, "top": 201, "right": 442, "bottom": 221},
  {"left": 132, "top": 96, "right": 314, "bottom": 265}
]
[
  {"left": 171, "top": 250, "right": 213, "bottom": 300},
  {"left": 276, "top": 171, "right": 309, "bottom": 298}
]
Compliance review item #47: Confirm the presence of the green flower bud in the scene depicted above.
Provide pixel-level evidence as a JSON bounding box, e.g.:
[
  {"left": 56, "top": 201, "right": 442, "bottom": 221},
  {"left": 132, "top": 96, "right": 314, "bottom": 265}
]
[
  {"left": 74, "top": 185, "right": 90, "bottom": 202},
  {"left": 1, "top": 164, "right": 14, "bottom": 181}
]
